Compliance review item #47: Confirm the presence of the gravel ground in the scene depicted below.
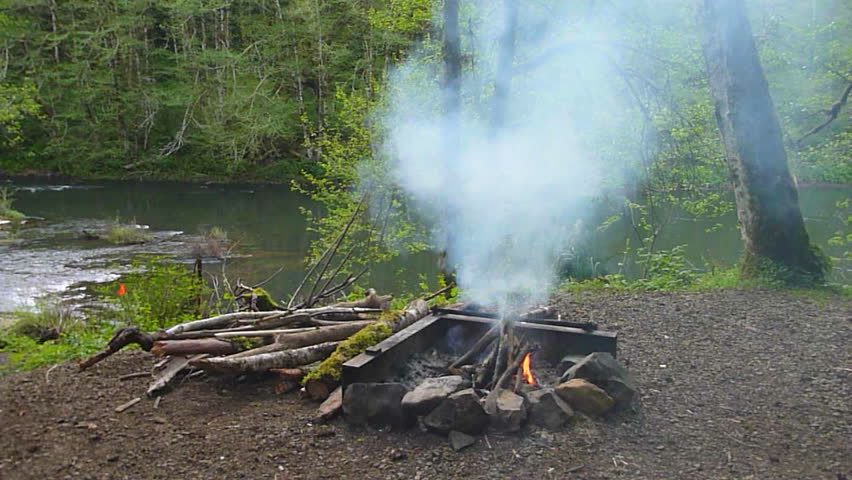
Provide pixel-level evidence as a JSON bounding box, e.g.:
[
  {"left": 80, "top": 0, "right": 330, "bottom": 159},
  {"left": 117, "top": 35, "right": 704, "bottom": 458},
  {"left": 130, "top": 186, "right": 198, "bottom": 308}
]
[{"left": 0, "top": 289, "right": 849, "bottom": 480}]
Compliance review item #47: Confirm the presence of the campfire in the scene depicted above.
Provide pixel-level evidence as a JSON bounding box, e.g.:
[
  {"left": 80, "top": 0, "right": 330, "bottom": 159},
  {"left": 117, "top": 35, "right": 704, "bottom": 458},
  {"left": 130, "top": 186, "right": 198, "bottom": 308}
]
[{"left": 338, "top": 304, "right": 637, "bottom": 446}]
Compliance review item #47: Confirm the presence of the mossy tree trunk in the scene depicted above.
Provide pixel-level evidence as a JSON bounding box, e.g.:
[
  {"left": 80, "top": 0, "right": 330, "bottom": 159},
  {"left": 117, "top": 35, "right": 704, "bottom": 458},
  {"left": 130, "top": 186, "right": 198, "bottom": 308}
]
[{"left": 700, "top": 0, "right": 826, "bottom": 284}]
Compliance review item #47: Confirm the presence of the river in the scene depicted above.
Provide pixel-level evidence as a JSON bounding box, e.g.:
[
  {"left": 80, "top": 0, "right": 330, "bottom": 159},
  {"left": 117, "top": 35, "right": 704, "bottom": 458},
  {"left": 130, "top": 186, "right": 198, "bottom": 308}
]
[{"left": 0, "top": 179, "right": 848, "bottom": 313}]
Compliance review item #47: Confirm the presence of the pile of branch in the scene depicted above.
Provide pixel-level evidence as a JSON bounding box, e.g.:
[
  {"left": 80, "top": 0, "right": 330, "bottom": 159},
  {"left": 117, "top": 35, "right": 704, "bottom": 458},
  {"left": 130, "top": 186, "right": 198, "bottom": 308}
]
[{"left": 78, "top": 200, "right": 434, "bottom": 416}]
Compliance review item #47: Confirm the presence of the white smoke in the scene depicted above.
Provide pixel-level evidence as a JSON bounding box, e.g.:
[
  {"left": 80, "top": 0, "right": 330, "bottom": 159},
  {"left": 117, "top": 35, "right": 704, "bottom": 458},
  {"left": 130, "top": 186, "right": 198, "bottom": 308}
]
[{"left": 381, "top": 1, "right": 632, "bottom": 311}]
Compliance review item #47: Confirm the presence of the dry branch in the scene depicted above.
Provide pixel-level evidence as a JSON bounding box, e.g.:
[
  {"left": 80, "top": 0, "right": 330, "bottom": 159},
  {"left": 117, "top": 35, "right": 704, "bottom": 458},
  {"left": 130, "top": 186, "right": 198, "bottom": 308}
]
[
  {"left": 147, "top": 355, "right": 206, "bottom": 397},
  {"left": 79, "top": 327, "right": 160, "bottom": 371},
  {"left": 190, "top": 341, "right": 340, "bottom": 374}
]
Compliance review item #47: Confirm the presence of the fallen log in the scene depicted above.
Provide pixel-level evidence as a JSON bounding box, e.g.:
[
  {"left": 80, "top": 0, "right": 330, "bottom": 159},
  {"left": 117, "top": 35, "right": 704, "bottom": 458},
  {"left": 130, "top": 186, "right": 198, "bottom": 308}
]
[
  {"left": 165, "top": 311, "right": 288, "bottom": 336},
  {"left": 189, "top": 341, "right": 340, "bottom": 374},
  {"left": 299, "top": 299, "right": 430, "bottom": 401},
  {"left": 79, "top": 327, "right": 161, "bottom": 371},
  {"left": 150, "top": 339, "right": 237, "bottom": 357}
]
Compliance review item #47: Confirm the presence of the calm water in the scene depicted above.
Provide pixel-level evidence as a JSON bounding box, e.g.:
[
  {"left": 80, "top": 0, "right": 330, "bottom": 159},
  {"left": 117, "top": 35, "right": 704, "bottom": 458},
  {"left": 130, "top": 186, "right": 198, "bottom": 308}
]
[{"left": 0, "top": 179, "right": 848, "bottom": 312}]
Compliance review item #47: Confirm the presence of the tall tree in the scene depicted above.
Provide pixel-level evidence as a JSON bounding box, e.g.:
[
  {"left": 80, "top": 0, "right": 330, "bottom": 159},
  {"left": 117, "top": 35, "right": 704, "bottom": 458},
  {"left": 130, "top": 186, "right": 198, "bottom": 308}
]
[
  {"left": 438, "top": 0, "right": 462, "bottom": 284},
  {"left": 700, "top": 0, "right": 827, "bottom": 283},
  {"left": 490, "top": 0, "right": 519, "bottom": 133}
]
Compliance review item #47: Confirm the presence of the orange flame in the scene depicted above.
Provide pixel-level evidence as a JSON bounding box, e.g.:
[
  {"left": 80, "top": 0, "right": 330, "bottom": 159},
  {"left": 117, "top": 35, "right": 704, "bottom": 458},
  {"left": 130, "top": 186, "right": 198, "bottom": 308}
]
[
  {"left": 521, "top": 352, "right": 535, "bottom": 385},
  {"left": 118, "top": 284, "right": 126, "bottom": 296}
]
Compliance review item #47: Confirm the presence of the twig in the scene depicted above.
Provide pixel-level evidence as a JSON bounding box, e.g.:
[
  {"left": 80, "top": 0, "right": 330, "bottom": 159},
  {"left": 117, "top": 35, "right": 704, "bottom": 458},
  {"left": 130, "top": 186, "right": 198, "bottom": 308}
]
[
  {"left": 44, "top": 364, "right": 61, "bottom": 384},
  {"left": 423, "top": 281, "right": 456, "bottom": 302},
  {"left": 115, "top": 397, "right": 142, "bottom": 413},
  {"left": 305, "top": 195, "right": 368, "bottom": 307},
  {"left": 119, "top": 372, "right": 151, "bottom": 381},
  {"left": 797, "top": 81, "right": 852, "bottom": 145}
]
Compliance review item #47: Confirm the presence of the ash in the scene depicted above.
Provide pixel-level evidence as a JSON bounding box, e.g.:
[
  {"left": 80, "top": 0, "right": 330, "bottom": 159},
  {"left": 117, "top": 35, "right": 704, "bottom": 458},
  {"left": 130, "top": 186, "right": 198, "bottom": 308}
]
[{"left": 391, "top": 348, "right": 457, "bottom": 389}]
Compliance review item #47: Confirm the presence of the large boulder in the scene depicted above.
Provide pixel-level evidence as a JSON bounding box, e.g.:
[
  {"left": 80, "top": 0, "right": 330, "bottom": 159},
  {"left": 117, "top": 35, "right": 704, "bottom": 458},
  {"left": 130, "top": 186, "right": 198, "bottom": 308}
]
[
  {"left": 554, "top": 379, "right": 614, "bottom": 416},
  {"left": 483, "top": 389, "right": 528, "bottom": 432},
  {"left": 560, "top": 352, "right": 638, "bottom": 409},
  {"left": 401, "top": 375, "right": 470, "bottom": 416},
  {"left": 343, "top": 383, "right": 412, "bottom": 428},
  {"left": 526, "top": 388, "right": 574, "bottom": 430},
  {"left": 423, "top": 388, "right": 489, "bottom": 435}
]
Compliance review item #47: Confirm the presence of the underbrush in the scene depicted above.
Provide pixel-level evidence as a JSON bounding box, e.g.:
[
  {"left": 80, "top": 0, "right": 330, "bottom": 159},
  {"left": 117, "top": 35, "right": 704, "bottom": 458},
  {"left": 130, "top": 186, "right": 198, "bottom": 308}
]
[
  {"left": 0, "top": 257, "right": 210, "bottom": 373},
  {"left": 558, "top": 245, "right": 849, "bottom": 299}
]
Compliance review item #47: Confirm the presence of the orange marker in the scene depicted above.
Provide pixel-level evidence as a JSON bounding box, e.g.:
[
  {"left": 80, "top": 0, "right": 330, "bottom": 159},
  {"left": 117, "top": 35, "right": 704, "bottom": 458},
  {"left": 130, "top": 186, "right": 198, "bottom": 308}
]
[{"left": 118, "top": 284, "right": 127, "bottom": 296}]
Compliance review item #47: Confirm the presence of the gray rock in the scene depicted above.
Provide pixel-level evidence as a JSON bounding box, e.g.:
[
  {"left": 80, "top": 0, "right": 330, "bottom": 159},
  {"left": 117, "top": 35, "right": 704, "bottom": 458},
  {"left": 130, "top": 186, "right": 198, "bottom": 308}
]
[
  {"left": 423, "top": 388, "right": 488, "bottom": 435},
  {"left": 560, "top": 352, "right": 638, "bottom": 409},
  {"left": 343, "top": 383, "right": 412, "bottom": 428},
  {"left": 402, "top": 375, "right": 470, "bottom": 416},
  {"left": 526, "top": 388, "right": 574, "bottom": 430},
  {"left": 483, "top": 389, "right": 528, "bottom": 432},
  {"left": 556, "top": 355, "right": 586, "bottom": 376},
  {"left": 448, "top": 430, "right": 476, "bottom": 451}
]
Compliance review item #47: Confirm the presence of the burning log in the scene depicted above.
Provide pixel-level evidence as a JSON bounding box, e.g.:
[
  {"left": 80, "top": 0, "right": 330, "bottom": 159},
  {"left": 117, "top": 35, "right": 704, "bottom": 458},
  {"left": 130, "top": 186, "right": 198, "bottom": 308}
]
[
  {"left": 189, "top": 341, "right": 340, "bottom": 374},
  {"left": 495, "top": 346, "right": 536, "bottom": 391},
  {"left": 150, "top": 339, "right": 238, "bottom": 357}
]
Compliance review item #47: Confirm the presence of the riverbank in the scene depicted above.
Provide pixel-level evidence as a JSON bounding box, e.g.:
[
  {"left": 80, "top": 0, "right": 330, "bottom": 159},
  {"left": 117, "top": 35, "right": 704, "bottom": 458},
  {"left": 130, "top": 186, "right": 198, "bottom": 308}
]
[{"left": 1, "top": 289, "right": 848, "bottom": 479}]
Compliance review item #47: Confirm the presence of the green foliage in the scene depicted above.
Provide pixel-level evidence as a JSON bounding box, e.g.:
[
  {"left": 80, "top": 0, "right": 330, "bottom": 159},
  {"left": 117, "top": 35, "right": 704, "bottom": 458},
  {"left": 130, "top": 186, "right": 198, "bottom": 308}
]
[
  {"left": 301, "top": 321, "right": 393, "bottom": 384},
  {"left": 0, "top": 0, "right": 427, "bottom": 181},
  {"left": 0, "top": 81, "right": 41, "bottom": 148},
  {"left": 0, "top": 187, "right": 25, "bottom": 221},
  {"left": 97, "top": 256, "right": 209, "bottom": 331}
]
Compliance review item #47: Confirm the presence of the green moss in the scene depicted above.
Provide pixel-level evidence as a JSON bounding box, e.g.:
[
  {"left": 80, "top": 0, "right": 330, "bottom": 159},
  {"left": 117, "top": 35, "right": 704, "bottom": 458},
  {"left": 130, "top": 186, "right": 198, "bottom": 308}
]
[
  {"left": 240, "top": 287, "right": 280, "bottom": 311},
  {"left": 302, "top": 321, "right": 393, "bottom": 384}
]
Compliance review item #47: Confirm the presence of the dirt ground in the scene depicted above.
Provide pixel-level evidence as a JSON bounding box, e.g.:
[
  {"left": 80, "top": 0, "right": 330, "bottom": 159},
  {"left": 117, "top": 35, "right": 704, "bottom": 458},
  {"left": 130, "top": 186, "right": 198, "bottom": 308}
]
[{"left": 1, "top": 289, "right": 850, "bottom": 480}]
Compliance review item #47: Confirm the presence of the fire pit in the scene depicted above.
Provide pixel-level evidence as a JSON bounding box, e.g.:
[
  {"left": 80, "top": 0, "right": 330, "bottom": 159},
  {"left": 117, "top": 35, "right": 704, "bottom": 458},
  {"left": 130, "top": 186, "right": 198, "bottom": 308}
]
[
  {"left": 342, "top": 306, "right": 617, "bottom": 389},
  {"left": 337, "top": 305, "right": 633, "bottom": 442}
]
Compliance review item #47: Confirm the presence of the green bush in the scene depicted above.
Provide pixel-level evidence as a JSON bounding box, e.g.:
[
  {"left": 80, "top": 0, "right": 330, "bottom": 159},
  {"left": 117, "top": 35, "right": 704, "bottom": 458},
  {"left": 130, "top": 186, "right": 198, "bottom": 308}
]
[
  {"left": 98, "top": 256, "right": 209, "bottom": 331},
  {"left": 105, "top": 224, "right": 152, "bottom": 245}
]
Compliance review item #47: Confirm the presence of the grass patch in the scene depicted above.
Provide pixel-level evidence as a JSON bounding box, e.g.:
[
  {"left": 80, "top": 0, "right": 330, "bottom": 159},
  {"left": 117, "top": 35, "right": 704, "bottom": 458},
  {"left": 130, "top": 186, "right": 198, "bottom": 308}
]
[
  {"left": 0, "top": 187, "right": 25, "bottom": 221},
  {"left": 105, "top": 224, "right": 153, "bottom": 245}
]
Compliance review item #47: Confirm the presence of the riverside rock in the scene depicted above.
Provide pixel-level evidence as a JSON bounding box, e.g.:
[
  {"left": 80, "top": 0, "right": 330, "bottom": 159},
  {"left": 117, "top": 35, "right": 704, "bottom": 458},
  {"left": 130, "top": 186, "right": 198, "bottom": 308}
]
[
  {"left": 423, "top": 388, "right": 488, "bottom": 435},
  {"left": 526, "top": 388, "right": 574, "bottom": 430},
  {"left": 560, "top": 352, "right": 638, "bottom": 409},
  {"left": 554, "top": 379, "right": 614, "bottom": 416},
  {"left": 401, "top": 375, "right": 469, "bottom": 416},
  {"left": 343, "top": 383, "right": 412, "bottom": 428},
  {"left": 448, "top": 430, "right": 477, "bottom": 451}
]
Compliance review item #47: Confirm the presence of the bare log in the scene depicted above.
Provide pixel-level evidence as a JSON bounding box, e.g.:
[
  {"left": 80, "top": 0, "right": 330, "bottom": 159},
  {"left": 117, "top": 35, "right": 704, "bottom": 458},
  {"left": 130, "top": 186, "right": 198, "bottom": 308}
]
[
  {"left": 391, "top": 298, "right": 430, "bottom": 333},
  {"left": 165, "top": 311, "right": 288, "bottom": 336},
  {"left": 270, "top": 367, "right": 311, "bottom": 381},
  {"left": 275, "top": 321, "right": 375, "bottom": 350},
  {"left": 190, "top": 342, "right": 340, "bottom": 374},
  {"left": 150, "top": 339, "right": 237, "bottom": 357}
]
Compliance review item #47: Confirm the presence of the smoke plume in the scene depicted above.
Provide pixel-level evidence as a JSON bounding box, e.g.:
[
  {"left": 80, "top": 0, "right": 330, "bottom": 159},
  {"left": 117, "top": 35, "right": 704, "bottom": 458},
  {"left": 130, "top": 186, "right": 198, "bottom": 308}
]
[{"left": 381, "top": 1, "right": 631, "bottom": 311}]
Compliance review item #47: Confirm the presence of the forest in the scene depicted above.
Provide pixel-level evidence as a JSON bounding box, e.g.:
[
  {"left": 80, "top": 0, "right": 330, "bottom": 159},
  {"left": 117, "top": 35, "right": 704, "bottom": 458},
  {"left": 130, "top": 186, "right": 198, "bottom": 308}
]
[{"left": 0, "top": 0, "right": 849, "bottom": 185}]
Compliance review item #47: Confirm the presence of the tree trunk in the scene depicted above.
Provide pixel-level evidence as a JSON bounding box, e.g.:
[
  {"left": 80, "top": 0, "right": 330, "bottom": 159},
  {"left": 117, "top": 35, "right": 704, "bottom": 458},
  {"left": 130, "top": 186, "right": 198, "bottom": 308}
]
[
  {"left": 700, "top": 0, "right": 826, "bottom": 283},
  {"left": 490, "top": 0, "right": 519, "bottom": 134}
]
